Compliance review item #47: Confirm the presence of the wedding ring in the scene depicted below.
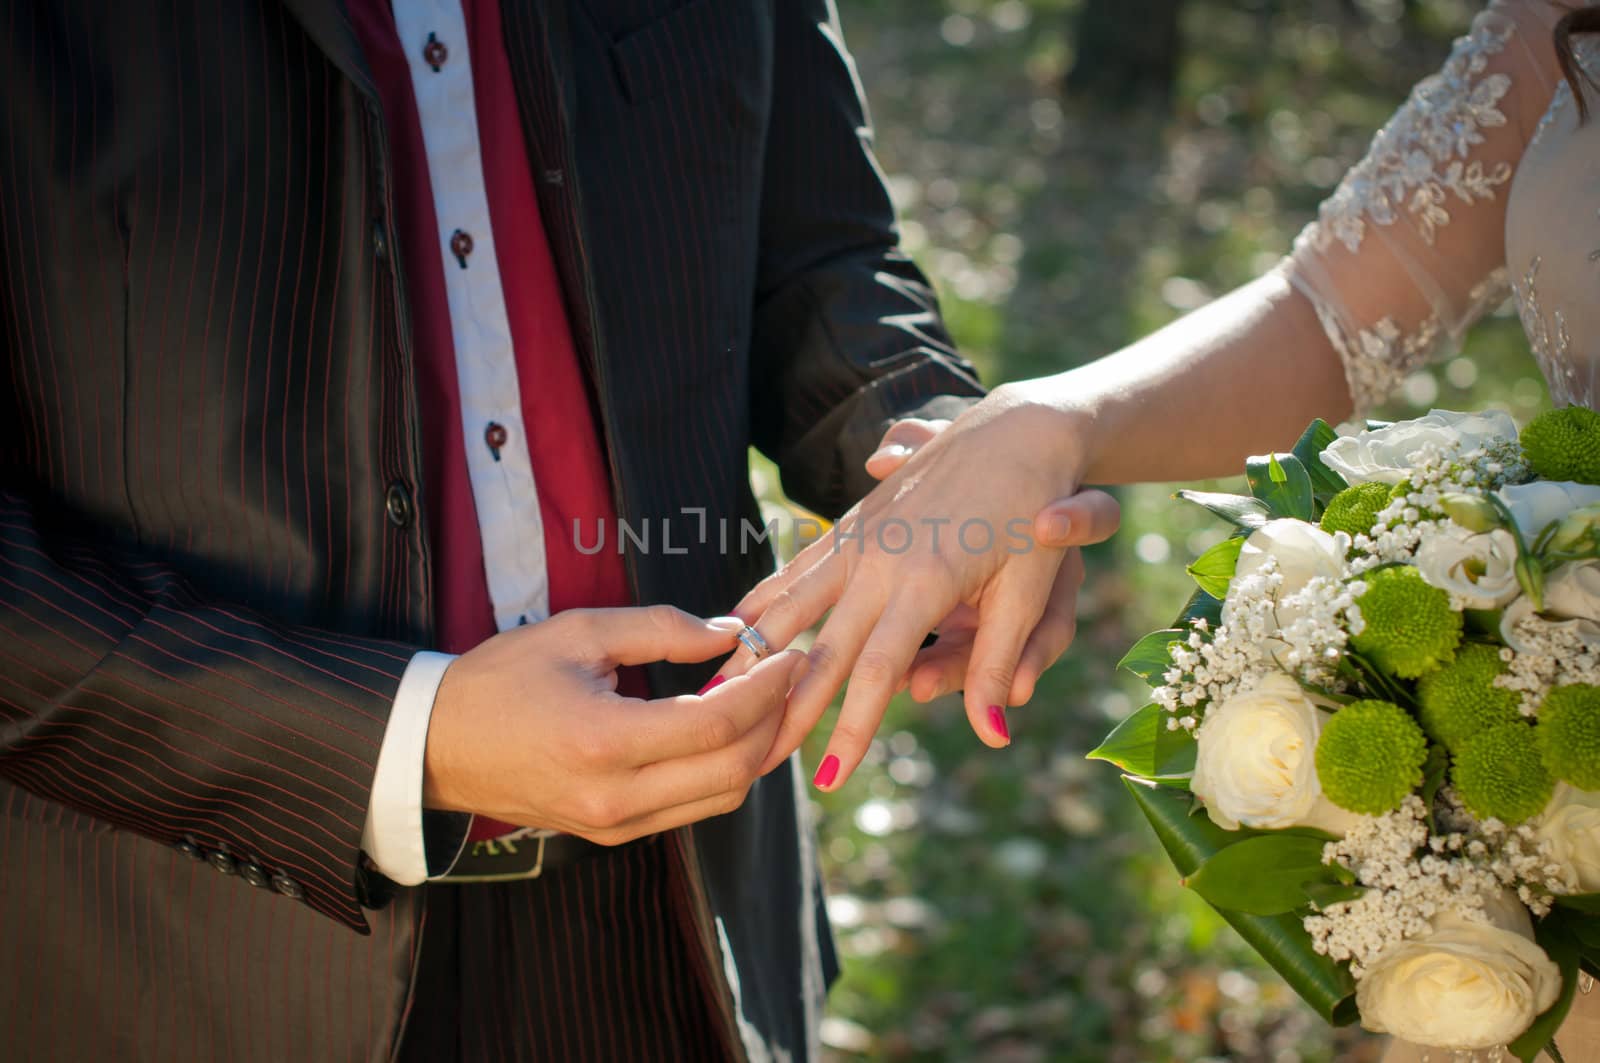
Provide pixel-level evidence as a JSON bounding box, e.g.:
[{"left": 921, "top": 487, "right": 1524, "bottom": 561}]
[{"left": 737, "top": 625, "right": 772, "bottom": 660}]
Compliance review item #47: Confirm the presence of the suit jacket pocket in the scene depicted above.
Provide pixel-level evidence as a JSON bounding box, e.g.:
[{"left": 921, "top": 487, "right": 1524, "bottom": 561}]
[{"left": 597, "top": 0, "right": 757, "bottom": 113}]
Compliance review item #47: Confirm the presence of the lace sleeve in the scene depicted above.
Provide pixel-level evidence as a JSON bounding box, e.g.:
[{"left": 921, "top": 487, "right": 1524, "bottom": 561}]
[{"left": 1282, "top": 0, "right": 1568, "bottom": 415}]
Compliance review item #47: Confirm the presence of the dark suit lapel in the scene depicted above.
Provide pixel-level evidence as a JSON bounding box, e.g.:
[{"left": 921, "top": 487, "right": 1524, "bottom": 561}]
[
  {"left": 280, "top": 0, "right": 377, "bottom": 98},
  {"left": 498, "top": 0, "right": 608, "bottom": 399}
]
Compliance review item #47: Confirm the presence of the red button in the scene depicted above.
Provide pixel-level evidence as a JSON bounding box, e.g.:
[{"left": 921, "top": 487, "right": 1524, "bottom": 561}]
[
  {"left": 423, "top": 33, "right": 447, "bottom": 72},
  {"left": 450, "top": 229, "right": 473, "bottom": 268}
]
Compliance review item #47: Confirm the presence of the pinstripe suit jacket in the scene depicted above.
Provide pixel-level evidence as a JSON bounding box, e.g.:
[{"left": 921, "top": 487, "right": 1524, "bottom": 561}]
[{"left": 0, "top": 0, "right": 983, "bottom": 1058}]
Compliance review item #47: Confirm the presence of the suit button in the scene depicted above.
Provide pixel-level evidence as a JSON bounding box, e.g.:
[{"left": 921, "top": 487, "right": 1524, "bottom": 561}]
[
  {"left": 240, "top": 862, "right": 270, "bottom": 889},
  {"left": 176, "top": 837, "right": 203, "bottom": 861},
  {"left": 372, "top": 219, "right": 389, "bottom": 260},
  {"left": 271, "top": 873, "right": 304, "bottom": 900},
  {"left": 385, "top": 482, "right": 413, "bottom": 528},
  {"left": 208, "top": 850, "right": 238, "bottom": 876}
]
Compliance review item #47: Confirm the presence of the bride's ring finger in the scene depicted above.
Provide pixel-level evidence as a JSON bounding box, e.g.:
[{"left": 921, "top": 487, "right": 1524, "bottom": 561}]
[
  {"left": 736, "top": 625, "right": 771, "bottom": 660},
  {"left": 721, "top": 557, "right": 849, "bottom": 678}
]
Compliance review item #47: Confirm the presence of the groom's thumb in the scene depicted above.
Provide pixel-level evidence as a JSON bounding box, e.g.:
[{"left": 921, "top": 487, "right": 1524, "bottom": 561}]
[
  {"left": 864, "top": 418, "right": 951, "bottom": 480},
  {"left": 1033, "top": 490, "right": 1121, "bottom": 549}
]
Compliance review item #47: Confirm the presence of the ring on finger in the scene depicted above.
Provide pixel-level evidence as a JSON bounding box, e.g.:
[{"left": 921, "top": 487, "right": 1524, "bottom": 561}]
[{"left": 737, "top": 625, "right": 772, "bottom": 660}]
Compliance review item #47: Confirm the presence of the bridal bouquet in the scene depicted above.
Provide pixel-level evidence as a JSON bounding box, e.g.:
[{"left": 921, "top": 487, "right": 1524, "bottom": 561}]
[{"left": 1093, "top": 407, "right": 1600, "bottom": 1058}]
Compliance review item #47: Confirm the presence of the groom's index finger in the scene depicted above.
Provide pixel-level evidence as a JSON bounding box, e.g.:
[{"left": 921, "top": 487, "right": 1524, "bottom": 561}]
[{"left": 630, "top": 649, "right": 807, "bottom": 762}]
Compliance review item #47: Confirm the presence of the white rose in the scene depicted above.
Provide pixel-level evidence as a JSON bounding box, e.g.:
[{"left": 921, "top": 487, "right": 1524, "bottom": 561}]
[
  {"left": 1536, "top": 783, "right": 1600, "bottom": 894},
  {"left": 1496, "top": 481, "right": 1600, "bottom": 542},
  {"left": 1220, "top": 519, "right": 1346, "bottom": 638},
  {"left": 1356, "top": 898, "right": 1562, "bottom": 1050},
  {"left": 1191, "top": 673, "right": 1362, "bottom": 834},
  {"left": 1414, "top": 525, "right": 1522, "bottom": 609},
  {"left": 1501, "top": 560, "right": 1600, "bottom": 653},
  {"left": 1322, "top": 409, "right": 1519, "bottom": 486}
]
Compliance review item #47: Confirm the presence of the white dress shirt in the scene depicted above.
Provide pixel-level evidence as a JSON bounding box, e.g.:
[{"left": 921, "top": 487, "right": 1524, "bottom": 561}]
[{"left": 359, "top": 0, "right": 553, "bottom": 885}]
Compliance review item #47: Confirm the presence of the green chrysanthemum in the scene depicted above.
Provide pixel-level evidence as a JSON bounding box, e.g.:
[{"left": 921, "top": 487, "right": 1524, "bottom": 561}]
[
  {"left": 1315, "top": 700, "right": 1429, "bottom": 815},
  {"left": 1520, "top": 406, "right": 1600, "bottom": 485},
  {"left": 1538, "top": 684, "right": 1600, "bottom": 790},
  {"left": 1349, "top": 566, "right": 1463, "bottom": 679},
  {"left": 1415, "top": 643, "right": 1522, "bottom": 752},
  {"left": 1321, "top": 481, "right": 1393, "bottom": 538},
  {"left": 1453, "top": 722, "right": 1554, "bottom": 824}
]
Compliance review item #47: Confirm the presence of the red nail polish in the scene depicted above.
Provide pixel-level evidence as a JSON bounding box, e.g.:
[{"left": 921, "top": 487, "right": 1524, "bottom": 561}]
[
  {"left": 697, "top": 675, "right": 725, "bottom": 695},
  {"left": 813, "top": 755, "right": 840, "bottom": 789},
  {"left": 988, "top": 705, "right": 1010, "bottom": 742}
]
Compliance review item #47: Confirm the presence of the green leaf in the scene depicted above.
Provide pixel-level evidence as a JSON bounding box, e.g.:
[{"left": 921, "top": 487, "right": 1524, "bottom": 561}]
[
  {"left": 1185, "top": 833, "right": 1341, "bottom": 916},
  {"left": 1247, "top": 453, "right": 1315, "bottom": 521},
  {"left": 1292, "top": 418, "right": 1348, "bottom": 502},
  {"left": 1554, "top": 893, "right": 1600, "bottom": 915},
  {"left": 1420, "top": 744, "right": 1451, "bottom": 834},
  {"left": 1510, "top": 910, "right": 1584, "bottom": 1062},
  {"left": 1187, "top": 537, "right": 1245, "bottom": 599},
  {"left": 1301, "top": 882, "right": 1366, "bottom": 909},
  {"left": 1118, "top": 629, "right": 1185, "bottom": 682},
  {"left": 1175, "top": 588, "right": 1223, "bottom": 630},
  {"left": 1339, "top": 648, "right": 1414, "bottom": 709},
  {"left": 1123, "top": 779, "right": 1358, "bottom": 1025},
  {"left": 1088, "top": 703, "right": 1197, "bottom": 779},
  {"left": 1570, "top": 914, "right": 1600, "bottom": 949},
  {"left": 1176, "top": 490, "right": 1273, "bottom": 531}
]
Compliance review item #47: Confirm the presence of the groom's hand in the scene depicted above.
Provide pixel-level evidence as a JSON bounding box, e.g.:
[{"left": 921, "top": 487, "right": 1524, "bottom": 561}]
[
  {"left": 722, "top": 395, "right": 1120, "bottom": 792},
  {"left": 422, "top": 607, "right": 807, "bottom": 844}
]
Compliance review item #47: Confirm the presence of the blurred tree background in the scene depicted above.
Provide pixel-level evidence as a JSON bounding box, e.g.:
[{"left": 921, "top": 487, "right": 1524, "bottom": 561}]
[{"left": 766, "top": 1, "right": 1548, "bottom": 1059}]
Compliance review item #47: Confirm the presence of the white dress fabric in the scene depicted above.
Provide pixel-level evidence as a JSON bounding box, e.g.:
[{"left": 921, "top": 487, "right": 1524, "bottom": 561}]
[{"left": 1280, "top": 2, "right": 1600, "bottom": 1057}]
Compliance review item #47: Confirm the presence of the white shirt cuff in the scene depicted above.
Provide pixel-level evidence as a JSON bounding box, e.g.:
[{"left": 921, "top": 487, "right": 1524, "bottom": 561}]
[{"left": 362, "top": 650, "right": 457, "bottom": 886}]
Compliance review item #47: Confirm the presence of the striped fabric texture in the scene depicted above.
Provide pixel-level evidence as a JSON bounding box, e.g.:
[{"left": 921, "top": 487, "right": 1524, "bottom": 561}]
[{"left": 0, "top": 0, "right": 982, "bottom": 1058}]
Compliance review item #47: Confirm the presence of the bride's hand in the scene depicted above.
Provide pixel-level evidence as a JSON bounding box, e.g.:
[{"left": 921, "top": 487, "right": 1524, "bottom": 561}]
[
  {"left": 861, "top": 419, "right": 1106, "bottom": 704},
  {"left": 725, "top": 385, "right": 1120, "bottom": 790}
]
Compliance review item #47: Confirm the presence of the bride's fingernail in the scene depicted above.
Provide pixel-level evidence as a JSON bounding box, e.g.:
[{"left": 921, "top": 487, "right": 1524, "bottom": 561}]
[
  {"left": 813, "top": 755, "right": 840, "bottom": 789},
  {"left": 988, "top": 705, "right": 1010, "bottom": 743},
  {"left": 706, "top": 616, "right": 746, "bottom": 633},
  {"left": 698, "top": 675, "right": 726, "bottom": 695}
]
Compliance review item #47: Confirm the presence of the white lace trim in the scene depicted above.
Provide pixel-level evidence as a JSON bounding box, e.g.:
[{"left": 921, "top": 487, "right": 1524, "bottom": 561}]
[
  {"left": 1307, "top": 12, "right": 1516, "bottom": 254},
  {"left": 1315, "top": 267, "right": 1509, "bottom": 414}
]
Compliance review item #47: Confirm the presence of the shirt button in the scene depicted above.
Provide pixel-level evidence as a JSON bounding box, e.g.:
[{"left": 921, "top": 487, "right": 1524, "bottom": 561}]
[
  {"left": 372, "top": 219, "right": 389, "bottom": 260},
  {"left": 271, "top": 873, "right": 305, "bottom": 901},
  {"left": 208, "top": 850, "right": 238, "bottom": 876},
  {"left": 176, "top": 837, "right": 203, "bottom": 861},
  {"left": 485, "top": 422, "right": 508, "bottom": 460},
  {"left": 385, "top": 482, "right": 414, "bottom": 529},
  {"left": 449, "top": 229, "right": 474, "bottom": 269},
  {"left": 423, "top": 32, "right": 448, "bottom": 72}
]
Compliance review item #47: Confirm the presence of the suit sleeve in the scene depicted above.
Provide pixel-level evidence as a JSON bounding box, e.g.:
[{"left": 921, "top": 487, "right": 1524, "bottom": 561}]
[
  {"left": 748, "top": 0, "right": 984, "bottom": 520},
  {"left": 0, "top": 485, "right": 413, "bottom": 931}
]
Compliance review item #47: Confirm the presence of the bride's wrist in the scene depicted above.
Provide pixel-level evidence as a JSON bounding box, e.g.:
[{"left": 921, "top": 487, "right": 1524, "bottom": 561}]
[{"left": 988, "top": 378, "right": 1098, "bottom": 488}]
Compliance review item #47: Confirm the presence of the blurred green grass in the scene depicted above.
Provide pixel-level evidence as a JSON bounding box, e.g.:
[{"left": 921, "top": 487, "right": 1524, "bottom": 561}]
[{"left": 774, "top": 1, "right": 1550, "bottom": 1059}]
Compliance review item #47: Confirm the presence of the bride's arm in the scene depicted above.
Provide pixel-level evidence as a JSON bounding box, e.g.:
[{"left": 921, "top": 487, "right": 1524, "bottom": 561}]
[
  {"left": 736, "top": 0, "right": 1573, "bottom": 789},
  {"left": 1026, "top": 272, "right": 1348, "bottom": 485},
  {"left": 1041, "top": 0, "right": 1567, "bottom": 488}
]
